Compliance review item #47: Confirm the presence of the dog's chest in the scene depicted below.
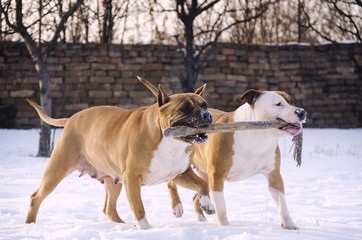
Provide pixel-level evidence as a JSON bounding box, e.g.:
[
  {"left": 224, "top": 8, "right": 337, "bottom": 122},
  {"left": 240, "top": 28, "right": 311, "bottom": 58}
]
[
  {"left": 143, "top": 138, "right": 191, "bottom": 185},
  {"left": 227, "top": 132, "right": 278, "bottom": 181}
]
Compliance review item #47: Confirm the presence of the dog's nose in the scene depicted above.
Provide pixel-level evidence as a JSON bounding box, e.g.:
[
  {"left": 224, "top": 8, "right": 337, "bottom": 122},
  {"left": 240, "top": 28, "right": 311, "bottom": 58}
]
[
  {"left": 202, "top": 111, "right": 213, "bottom": 125},
  {"left": 295, "top": 108, "right": 306, "bottom": 121}
]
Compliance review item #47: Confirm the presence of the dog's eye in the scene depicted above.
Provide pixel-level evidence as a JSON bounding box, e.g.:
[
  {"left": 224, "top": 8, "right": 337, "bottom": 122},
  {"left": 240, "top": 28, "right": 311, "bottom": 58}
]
[
  {"left": 200, "top": 102, "right": 208, "bottom": 109},
  {"left": 180, "top": 103, "right": 192, "bottom": 113},
  {"left": 276, "top": 102, "right": 283, "bottom": 107}
]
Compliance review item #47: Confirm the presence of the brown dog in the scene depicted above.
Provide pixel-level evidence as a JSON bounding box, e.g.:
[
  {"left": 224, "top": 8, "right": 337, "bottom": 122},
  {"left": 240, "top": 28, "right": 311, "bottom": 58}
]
[
  {"left": 168, "top": 90, "right": 306, "bottom": 229},
  {"left": 25, "top": 77, "right": 215, "bottom": 229}
]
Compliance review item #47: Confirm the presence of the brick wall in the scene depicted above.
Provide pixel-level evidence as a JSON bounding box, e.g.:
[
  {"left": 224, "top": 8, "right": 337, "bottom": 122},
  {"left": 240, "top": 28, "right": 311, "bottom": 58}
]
[{"left": 0, "top": 42, "right": 361, "bottom": 128}]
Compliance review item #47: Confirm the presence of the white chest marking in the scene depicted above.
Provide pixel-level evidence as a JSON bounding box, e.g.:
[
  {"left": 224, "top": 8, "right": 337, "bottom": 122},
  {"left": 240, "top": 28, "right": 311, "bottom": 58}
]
[
  {"left": 143, "top": 137, "right": 191, "bottom": 185},
  {"left": 226, "top": 107, "right": 278, "bottom": 181},
  {"left": 227, "top": 132, "right": 277, "bottom": 181}
]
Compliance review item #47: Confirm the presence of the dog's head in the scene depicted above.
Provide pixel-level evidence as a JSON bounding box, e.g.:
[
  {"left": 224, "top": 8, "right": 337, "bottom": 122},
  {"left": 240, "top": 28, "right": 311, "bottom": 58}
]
[
  {"left": 138, "top": 77, "right": 213, "bottom": 144},
  {"left": 237, "top": 89, "right": 306, "bottom": 136}
]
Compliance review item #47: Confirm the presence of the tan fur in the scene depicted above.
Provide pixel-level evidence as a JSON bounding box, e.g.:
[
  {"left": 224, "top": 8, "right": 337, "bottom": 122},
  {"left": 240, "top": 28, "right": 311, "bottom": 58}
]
[
  {"left": 169, "top": 90, "right": 306, "bottom": 230},
  {"left": 268, "top": 147, "right": 285, "bottom": 194},
  {"left": 26, "top": 99, "right": 68, "bottom": 127},
  {"left": 25, "top": 78, "right": 213, "bottom": 229},
  {"left": 194, "top": 110, "right": 235, "bottom": 192}
]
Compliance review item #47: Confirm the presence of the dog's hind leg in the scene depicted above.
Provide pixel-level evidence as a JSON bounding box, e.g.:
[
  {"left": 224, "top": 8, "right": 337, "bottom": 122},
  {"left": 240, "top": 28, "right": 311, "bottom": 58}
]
[
  {"left": 266, "top": 147, "right": 299, "bottom": 230},
  {"left": 103, "top": 176, "right": 124, "bottom": 223},
  {"left": 171, "top": 167, "right": 215, "bottom": 222},
  {"left": 167, "top": 181, "right": 184, "bottom": 218},
  {"left": 25, "top": 141, "right": 76, "bottom": 223}
]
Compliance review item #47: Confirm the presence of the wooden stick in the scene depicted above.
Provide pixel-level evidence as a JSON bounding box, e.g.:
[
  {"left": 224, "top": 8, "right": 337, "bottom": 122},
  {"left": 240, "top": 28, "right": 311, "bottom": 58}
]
[
  {"left": 163, "top": 119, "right": 287, "bottom": 138},
  {"left": 164, "top": 119, "right": 303, "bottom": 167}
]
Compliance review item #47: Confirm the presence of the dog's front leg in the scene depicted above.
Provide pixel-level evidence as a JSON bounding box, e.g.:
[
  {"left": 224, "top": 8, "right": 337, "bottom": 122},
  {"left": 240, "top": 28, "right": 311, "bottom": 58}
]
[
  {"left": 124, "top": 174, "right": 151, "bottom": 230},
  {"left": 267, "top": 147, "right": 299, "bottom": 230},
  {"left": 267, "top": 172, "right": 299, "bottom": 230},
  {"left": 167, "top": 181, "right": 184, "bottom": 218},
  {"left": 209, "top": 174, "right": 230, "bottom": 226}
]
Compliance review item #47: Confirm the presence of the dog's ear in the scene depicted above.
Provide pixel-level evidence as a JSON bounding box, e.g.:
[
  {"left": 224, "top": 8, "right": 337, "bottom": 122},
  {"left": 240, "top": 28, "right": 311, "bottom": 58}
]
[
  {"left": 194, "top": 83, "right": 207, "bottom": 96},
  {"left": 137, "top": 76, "right": 158, "bottom": 97},
  {"left": 276, "top": 91, "right": 295, "bottom": 105},
  {"left": 236, "top": 89, "right": 262, "bottom": 105},
  {"left": 157, "top": 84, "right": 170, "bottom": 107}
]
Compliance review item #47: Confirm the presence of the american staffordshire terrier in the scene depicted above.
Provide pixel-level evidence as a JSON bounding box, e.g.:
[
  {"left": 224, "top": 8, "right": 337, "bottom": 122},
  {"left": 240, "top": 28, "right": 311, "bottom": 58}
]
[
  {"left": 25, "top": 77, "right": 214, "bottom": 229},
  {"left": 168, "top": 89, "right": 306, "bottom": 229}
]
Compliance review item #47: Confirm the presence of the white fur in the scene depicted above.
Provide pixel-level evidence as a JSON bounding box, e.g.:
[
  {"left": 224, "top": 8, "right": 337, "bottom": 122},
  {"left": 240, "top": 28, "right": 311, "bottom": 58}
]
[
  {"left": 143, "top": 137, "right": 191, "bottom": 185},
  {"left": 253, "top": 91, "right": 302, "bottom": 124},
  {"left": 199, "top": 195, "right": 215, "bottom": 213},
  {"left": 135, "top": 217, "right": 151, "bottom": 230},
  {"left": 199, "top": 195, "right": 214, "bottom": 209},
  {"left": 210, "top": 191, "right": 229, "bottom": 225},
  {"left": 226, "top": 91, "right": 302, "bottom": 182},
  {"left": 211, "top": 91, "right": 302, "bottom": 227},
  {"left": 173, "top": 203, "right": 184, "bottom": 218},
  {"left": 226, "top": 105, "right": 279, "bottom": 182},
  {"left": 197, "top": 213, "right": 207, "bottom": 222},
  {"left": 269, "top": 187, "right": 299, "bottom": 230}
]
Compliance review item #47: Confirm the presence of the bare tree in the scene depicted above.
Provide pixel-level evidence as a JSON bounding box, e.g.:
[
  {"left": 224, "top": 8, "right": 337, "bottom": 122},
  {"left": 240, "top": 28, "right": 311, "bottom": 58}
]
[
  {"left": 229, "top": 0, "right": 260, "bottom": 44},
  {"left": 146, "top": 0, "right": 168, "bottom": 43},
  {"left": 151, "top": 0, "right": 275, "bottom": 92},
  {"left": 228, "top": 0, "right": 317, "bottom": 44},
  {"left": 304, "top": 0, "right": 361, "bottom": 42},
  {"left": 90, "top": 0, "right": 130, "bottom": 44},
  {"left": 0, "top": 0, "right": 84, "bottom": 156}
]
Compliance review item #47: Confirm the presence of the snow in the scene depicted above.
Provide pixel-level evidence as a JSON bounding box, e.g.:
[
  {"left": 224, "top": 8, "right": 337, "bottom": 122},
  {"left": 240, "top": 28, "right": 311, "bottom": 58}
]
[{"left": 1, "top": 128, "right": 362, "bottom": 239}]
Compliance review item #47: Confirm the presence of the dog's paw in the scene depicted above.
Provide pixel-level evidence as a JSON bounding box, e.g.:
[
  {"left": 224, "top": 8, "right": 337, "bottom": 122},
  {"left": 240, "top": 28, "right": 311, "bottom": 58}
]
[
  {"left": 172, "top": 203, "right": 184, "bottom": 218},
  {"left": 199, "top": 195, "right": 215, "bottom": 215},
  {"left": 117, "top": 222, "right": 138, "bottom": 231},
  {"left": 281, "top": 220, "right": 300, "bottom": 230},
  {"left": 197, "top": 213, "right": 207, "bottom": 222},
  {"left": 135, "top": 217, "right": 152, "bottom": 230}
]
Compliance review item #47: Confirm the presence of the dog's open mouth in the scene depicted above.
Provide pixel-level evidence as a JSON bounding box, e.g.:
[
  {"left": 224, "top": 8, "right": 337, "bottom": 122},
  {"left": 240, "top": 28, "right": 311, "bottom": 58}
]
[
  {"left": 277, "top": 118, "right": 302, "bottom": 136},
  {"left": 171, "top": 123, "right": 209, "bottom": 144},
  {"left": 180, "top": 133, "right": 208, "bottom": 144}
]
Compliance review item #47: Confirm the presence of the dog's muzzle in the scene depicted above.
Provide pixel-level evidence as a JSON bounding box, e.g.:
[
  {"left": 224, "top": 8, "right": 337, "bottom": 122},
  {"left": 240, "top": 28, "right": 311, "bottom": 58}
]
[
  {"left": 197, "top": 109, "right": 213, "bottom": 127},
  {"left": 277, "top": 108, "right": 307, "bottom": 136},
  {"left": 177, "top": 109, "right": 213, "bottom": 144}
]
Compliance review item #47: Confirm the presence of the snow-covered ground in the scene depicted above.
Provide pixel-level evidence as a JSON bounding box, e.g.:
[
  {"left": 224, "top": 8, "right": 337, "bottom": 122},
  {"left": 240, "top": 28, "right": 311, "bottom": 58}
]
[{"left": 0, "top": 128, "right": 361, "bottom": 240}]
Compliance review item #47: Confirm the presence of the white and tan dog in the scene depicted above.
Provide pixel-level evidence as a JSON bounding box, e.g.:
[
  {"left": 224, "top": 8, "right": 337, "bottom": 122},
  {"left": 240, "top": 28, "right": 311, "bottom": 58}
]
[
  {"left": 25, "top": 77, "right": 215, "bottom": 229},
  {"left": 169, "top": 89, "right": 306, "bottom": 229}
]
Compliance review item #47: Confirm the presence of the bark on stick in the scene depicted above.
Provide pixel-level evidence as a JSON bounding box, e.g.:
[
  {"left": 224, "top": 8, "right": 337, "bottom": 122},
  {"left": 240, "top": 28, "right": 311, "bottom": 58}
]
[{"left": 163, "top": 119, "right": 287, "bottom": 138}]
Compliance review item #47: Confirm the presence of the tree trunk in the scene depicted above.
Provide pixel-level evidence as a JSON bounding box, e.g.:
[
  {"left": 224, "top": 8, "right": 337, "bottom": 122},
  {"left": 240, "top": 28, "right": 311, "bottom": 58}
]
[
  {"left": 37, "top": 61, "right": 52, "bottom": 157},
  {"left": 102, "top": 0, "right": 113, "bottom": 43},
  {"left": 182, "top": 19, "right": 196, "bottom": 92},
  {"left": 21, "top": 35, "right": 52, "bottom": 157},
  {"left": 2, "top": 0, "right": 84, "bottom": 157}
]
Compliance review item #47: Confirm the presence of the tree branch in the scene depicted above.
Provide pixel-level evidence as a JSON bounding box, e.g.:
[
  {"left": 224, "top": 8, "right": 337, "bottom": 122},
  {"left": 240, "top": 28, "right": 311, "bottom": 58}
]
[
  {"left": 0, "top": 1, "right": 18, "bottom": 31},
  {"left": 302, "top": 5, "right": 337, "bottom": 43},
  {"left": 198, "top": 3, "right": 270, "bottom": 56},
  {"left": 328, "top": 0, "right": 361, "bottom": 41},
  {"left": 176, "top": 0, "right": 187, "bottom": 22},
  {"left": 196, "top": 0, "right": 220, "bottom": 16},
  {"left": 46, "top": 0, "right": 84, "bottom": 52}
]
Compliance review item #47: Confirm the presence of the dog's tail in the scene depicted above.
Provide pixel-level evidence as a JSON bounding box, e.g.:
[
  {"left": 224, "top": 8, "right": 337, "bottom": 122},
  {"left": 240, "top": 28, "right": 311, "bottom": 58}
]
[{"left": 26, "top": 99, "right": 68, "bottom": 127}]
